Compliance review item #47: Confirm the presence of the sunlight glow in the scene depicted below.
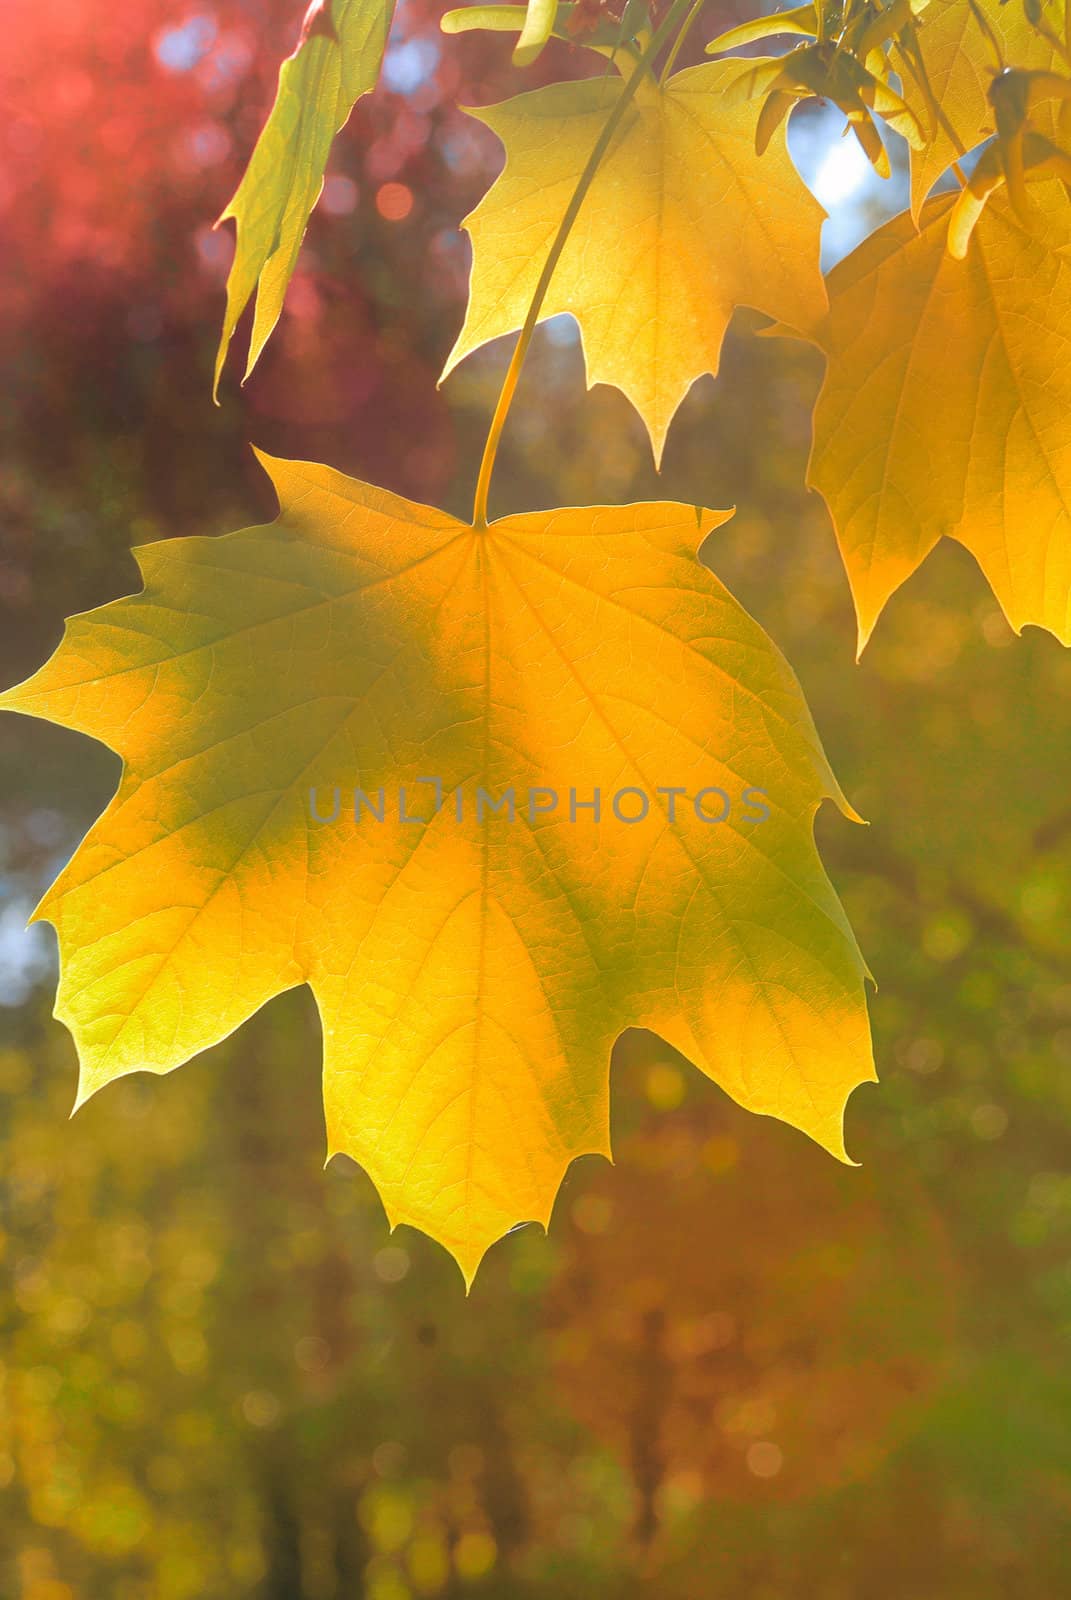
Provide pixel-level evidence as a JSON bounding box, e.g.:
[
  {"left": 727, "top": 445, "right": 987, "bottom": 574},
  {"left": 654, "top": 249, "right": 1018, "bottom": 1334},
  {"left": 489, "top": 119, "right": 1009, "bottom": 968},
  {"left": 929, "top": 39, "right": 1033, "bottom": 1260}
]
[{"left": 812, "top": 133, "right": 872, "bottom": 208}]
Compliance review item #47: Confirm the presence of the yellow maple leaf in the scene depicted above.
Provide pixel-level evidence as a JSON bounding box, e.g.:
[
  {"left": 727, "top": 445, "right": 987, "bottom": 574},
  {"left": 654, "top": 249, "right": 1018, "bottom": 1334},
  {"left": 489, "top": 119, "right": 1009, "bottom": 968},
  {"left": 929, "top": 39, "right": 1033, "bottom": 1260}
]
[
  {"left": 214, "top": 0, "right": 393, "bottom": 397},
  {"left": 1, "top": 456, "right": 873, "bottom": 1283},
  {"left": 442, "top": 62, "right": 828, "bottom": 465},
  {"left": 809, "top": 189, "right": 1071, "bottom": 653},
  {"left": 904, "top": 0, "right": 1062, "bottom": 220}
]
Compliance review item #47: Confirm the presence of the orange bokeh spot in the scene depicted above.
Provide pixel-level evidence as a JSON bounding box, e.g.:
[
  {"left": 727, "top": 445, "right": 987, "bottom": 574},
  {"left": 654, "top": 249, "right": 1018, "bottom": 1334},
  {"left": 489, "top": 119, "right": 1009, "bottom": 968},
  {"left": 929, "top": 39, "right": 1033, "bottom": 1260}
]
[{"left": 375, "top": 182, "right": 413, "bottom": 222}]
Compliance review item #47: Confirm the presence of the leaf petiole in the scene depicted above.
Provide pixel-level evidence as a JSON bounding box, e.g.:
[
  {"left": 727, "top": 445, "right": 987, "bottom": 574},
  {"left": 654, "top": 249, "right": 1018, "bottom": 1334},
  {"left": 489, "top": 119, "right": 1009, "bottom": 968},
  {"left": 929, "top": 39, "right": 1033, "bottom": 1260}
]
[
  {"left": 660, "top": 0, "right": 709, "bottom": 85},
  {"left": 470, "top": 0, "right": 695, "bottom": 527}
]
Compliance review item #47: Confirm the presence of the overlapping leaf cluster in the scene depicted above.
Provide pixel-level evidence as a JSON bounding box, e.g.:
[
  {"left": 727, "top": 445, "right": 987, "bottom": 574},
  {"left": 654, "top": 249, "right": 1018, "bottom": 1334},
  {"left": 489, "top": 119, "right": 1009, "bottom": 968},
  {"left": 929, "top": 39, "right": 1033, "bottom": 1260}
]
[
  {"left": 442, "top": 0, "right": 1071, "bottom": 648},
  {"left": 6, "top": 0, "right": 1071, "bottom": 1279}
]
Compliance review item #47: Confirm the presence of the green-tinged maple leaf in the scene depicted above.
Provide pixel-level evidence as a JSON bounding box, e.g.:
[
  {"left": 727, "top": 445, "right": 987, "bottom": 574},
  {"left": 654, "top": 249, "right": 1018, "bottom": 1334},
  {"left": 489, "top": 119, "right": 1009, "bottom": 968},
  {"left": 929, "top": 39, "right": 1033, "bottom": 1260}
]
[
  {"left": 808, "top": 189, "right": 1071, "bottom": 653},
  {"left": 904, "top": 0, "right": 1063, "bottom": 219},
  {"left": 441, "top": 63, "right": 828, "bottom": 465},
  {"left": 0, "top": 456, "right": 874, "bottom": 1283},
  {"left": 213, "top": 0, "right": 394, "bottom": 397}
]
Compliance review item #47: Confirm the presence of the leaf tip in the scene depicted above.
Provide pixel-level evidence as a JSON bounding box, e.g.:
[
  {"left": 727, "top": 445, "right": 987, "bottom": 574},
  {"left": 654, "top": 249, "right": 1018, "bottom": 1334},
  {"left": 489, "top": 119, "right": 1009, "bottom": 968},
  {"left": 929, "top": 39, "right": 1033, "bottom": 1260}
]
[
  {"left": 71, "top": 1070, "right": 104, "bottom": 1117},
  {"left": 437, "top": 335, "right": 467, "bottom": 390},
  {"left": 511, "top": 42, "right": 543, "bottom": 69},
  {"left": 249, "top": 444, "right": 286, "bottom": 498},
  {"left": 694, "top": 505, "right": 735, "bottom": 556},
  {"left": 448, "top": 1236, "right": 489, "bottom": 1295},
  {"left": 852, "top": 590, "right": 886, "bottom": 660},
  {"left": 822, "top": 1071, "right": 878, "bottom": 1168}
]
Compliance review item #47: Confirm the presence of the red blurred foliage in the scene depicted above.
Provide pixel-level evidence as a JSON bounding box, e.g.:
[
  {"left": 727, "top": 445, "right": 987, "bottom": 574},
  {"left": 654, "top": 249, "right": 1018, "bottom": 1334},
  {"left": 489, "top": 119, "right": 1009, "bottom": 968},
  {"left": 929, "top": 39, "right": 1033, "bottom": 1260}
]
[
  {"left": 548, "top": 1102, "right": 959, "bottom": 1535},
  {"left": 0, "top": 0, "right": 514, "bottom": 519},
  {"left": 0, "top": 0, "right": 733, "bottom": 544},
  {"left": 3, "top": 0, "right": 261, "bottom": 316}
]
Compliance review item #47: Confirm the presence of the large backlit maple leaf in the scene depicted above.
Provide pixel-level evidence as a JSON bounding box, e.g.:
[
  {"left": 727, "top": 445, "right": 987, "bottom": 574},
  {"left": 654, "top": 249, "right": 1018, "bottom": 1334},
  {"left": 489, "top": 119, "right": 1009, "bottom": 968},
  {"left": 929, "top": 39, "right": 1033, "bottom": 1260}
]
[
  {"left": 1, "top": 456, "right": 873, "bottom": 1281},
  {"left": 442, "top": 63, "right": 827, "bottom": 465},
  {"left": 809, "top": 190, "right": 1071, "bottom": 652}
]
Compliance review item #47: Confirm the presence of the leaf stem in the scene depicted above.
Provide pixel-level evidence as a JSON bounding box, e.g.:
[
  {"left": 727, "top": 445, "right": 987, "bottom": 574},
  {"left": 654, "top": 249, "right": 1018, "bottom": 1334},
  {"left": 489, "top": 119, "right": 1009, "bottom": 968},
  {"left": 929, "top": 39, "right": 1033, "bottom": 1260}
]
[
  {"left": 470, "top": 0, "right": 694, "bottom": 529},
  {"left": 659, "top": 0, "right": 708, "bottom": 85},
  {"left": 892, "top": 32, "right": 969, "bottom": 163}
]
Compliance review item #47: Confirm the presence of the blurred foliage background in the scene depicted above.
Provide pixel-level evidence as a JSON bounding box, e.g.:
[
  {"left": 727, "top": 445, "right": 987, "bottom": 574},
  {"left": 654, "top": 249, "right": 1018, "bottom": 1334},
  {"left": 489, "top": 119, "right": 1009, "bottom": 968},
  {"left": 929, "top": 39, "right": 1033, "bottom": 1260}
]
[{"left": 2, "top": 1, "right": 1071, "bottom": 1595}]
